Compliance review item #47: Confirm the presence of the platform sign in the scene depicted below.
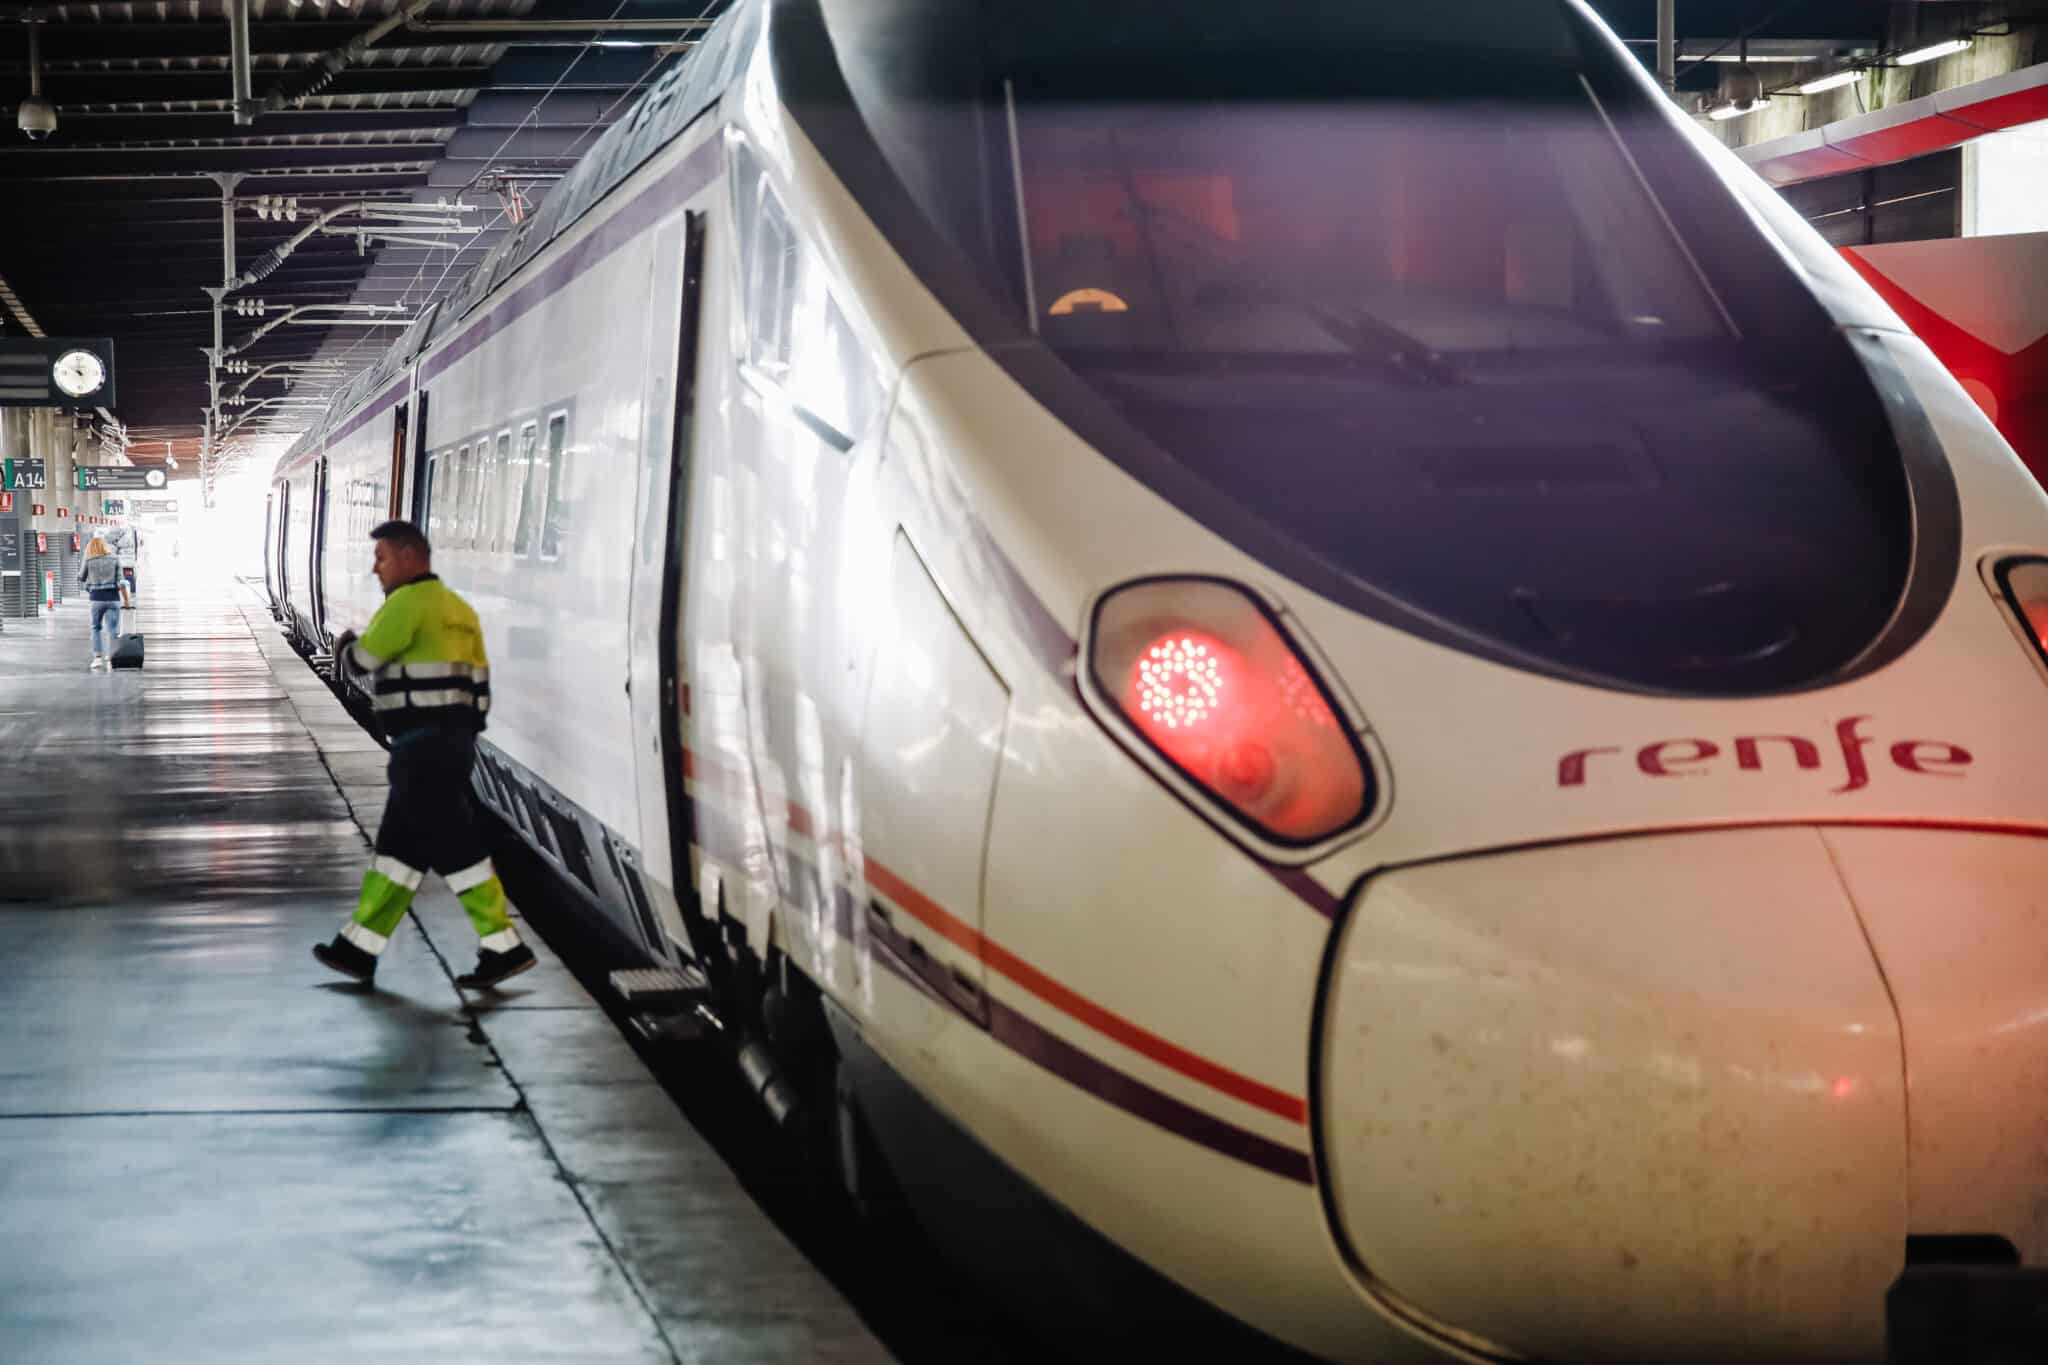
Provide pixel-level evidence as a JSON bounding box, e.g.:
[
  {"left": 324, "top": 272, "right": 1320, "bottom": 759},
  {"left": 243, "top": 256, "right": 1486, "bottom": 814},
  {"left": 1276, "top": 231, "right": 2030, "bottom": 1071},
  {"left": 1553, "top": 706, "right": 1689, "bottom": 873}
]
[
  {"left": 3, "top": 458, "right": 46, "bottom": 491},
  {"left": 77, "top": 464, "right": 168, "bottom": 491},
  {"left": 132, "top": 496, "right": 179, "bottom": 514},
  {"left": 0, "top": 518, "right": 18, "bottom": 572}
]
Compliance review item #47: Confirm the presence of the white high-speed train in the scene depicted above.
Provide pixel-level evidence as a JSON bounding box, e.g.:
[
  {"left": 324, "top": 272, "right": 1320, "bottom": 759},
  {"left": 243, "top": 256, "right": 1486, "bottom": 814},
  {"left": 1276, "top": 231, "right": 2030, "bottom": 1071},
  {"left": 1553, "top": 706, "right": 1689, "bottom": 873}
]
[{"left": 267, "top": 1, "right": 2048, "bottom": 1359}]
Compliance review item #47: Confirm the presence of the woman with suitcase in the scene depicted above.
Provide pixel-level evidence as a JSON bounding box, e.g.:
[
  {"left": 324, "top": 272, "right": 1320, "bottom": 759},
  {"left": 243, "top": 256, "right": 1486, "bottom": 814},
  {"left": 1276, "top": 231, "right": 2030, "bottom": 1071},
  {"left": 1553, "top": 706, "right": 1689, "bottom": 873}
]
[{"left": 78, "top": 536, "right": 131, "bottom": 671}]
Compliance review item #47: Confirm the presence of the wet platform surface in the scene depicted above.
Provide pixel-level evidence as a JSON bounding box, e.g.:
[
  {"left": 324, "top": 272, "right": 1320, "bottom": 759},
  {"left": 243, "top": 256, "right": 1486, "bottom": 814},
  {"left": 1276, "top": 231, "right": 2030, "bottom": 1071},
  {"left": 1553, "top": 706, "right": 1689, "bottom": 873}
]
[{"left": 0, "top": 565, "right": 893, "bottom": 1364}]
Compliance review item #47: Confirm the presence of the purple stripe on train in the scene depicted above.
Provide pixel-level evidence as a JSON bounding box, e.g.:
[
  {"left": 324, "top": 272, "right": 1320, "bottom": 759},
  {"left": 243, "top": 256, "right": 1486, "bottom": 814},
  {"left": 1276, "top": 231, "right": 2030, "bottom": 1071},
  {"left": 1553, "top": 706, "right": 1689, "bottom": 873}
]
[{"left": 422, "top": 137, "right": 723, "bottom": 384}]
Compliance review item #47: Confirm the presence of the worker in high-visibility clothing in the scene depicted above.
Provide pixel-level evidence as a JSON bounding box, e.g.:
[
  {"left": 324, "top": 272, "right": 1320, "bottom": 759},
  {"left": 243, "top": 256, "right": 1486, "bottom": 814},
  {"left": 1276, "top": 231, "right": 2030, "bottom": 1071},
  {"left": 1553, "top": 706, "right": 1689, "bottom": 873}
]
[{"left": 313, "top": 519, "right": 537, "bottom": 990}]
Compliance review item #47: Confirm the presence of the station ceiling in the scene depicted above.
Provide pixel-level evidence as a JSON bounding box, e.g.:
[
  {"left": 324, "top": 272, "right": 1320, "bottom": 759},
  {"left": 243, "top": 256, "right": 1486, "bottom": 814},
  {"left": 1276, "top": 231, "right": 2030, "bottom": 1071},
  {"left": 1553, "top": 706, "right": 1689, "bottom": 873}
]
[{"left": 0, "top": 0, "right": 2026, "bottom": 474}]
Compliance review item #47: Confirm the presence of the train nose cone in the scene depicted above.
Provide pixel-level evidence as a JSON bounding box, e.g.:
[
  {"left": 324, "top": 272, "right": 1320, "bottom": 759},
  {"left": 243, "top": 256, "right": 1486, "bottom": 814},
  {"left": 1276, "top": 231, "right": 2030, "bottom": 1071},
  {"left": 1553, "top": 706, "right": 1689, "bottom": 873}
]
[
  {"left": 1819, "top": 827, "right": 2048, "bottom": 1264},
  {"left": 1317, "top": 827, "right": 1905, "bottom": 1362}
]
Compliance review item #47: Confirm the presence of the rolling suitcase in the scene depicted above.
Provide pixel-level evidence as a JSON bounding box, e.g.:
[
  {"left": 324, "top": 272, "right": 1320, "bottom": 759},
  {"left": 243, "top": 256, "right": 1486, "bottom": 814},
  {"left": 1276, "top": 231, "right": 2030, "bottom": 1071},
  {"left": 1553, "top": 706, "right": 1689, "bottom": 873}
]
[{"left": 110, "top": 631, "right": 144, "bottom": 670}]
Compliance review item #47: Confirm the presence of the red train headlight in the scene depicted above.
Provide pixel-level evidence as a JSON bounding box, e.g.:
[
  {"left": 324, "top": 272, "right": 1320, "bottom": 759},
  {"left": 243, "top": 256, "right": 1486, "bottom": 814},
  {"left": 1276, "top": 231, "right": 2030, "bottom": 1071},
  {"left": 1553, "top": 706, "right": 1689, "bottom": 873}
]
[
  {"left": 1992, "top": 555, "right": 2048, "bottom": 666},
  {"left": 1085, "top": 577, "right": 1375, "bottom": 850}
]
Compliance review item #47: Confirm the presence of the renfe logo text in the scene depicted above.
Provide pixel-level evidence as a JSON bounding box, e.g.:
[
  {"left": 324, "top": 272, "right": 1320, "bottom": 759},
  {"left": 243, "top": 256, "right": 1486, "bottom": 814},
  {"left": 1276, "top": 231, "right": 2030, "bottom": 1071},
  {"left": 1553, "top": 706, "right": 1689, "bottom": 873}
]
[{"left": 1558, "top": 716, "right": 1971, "bottom": 794}]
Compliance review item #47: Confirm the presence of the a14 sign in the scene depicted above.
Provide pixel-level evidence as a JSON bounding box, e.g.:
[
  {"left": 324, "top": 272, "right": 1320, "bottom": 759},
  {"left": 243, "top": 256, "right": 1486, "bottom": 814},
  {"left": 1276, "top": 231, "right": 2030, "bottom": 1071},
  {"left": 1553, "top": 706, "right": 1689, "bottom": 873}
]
[{"left": 3, "top": 458, "right": 46, "bottom": 490}]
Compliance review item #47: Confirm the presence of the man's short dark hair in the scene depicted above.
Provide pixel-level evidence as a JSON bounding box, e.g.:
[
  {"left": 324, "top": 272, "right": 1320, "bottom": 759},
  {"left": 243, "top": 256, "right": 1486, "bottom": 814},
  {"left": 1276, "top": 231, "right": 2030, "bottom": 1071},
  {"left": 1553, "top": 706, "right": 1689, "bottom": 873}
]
[{"left": 370, "top": 520, "right": 431, "bottom": 558}]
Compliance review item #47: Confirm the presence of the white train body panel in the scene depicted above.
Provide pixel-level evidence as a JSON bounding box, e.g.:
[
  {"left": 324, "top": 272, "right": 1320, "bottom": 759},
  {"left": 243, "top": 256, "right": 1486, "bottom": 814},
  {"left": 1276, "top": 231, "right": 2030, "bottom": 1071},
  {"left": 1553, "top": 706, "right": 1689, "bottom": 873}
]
[
  {"left": 411, "top": 210, "right": 654, "bottom": 850},
  {"left": 267, "top": 2, "right": 2048, "bottom": 1360}
]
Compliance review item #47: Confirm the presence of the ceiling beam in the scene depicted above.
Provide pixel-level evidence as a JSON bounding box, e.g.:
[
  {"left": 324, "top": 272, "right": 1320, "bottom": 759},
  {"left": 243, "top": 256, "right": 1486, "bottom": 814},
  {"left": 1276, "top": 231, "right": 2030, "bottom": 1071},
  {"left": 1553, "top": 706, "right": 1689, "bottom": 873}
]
[
  {"left": 1594, "top": 0, "right": 1890, "bottom": 42},
  {"left": 439, "top": 126, "right": 599, "bottom": 160},
  {"left": 0, "top": 145, "right": 440, "bottom": 177},
  {"left": 463, "top": 92, "right": 617, "bottom": 127},
  {"left": 51, "top": 109, "right": 465, "bottom": 141},
  {"left": 0, "top": 48, "right": 666, "bottom": 95},
  {"left": 4, "top": 227, "right": 398, "bottom": 254},
  {"left": 0, "top": 204, "right": 305, "bottom": 228},
  {"left": 481, "top": 48, "right": 671, "bottom": 88},
  {"left": 39, "top": 192, "right": 414, "bottom": 220},
  {"left": 0, "top": 175, "right": 429, "bottom": 205},
  {"left": 16, "top": 23, "right": 508, "bottom": 62},
  {"left": 0, "top": 66, "right": 496, "bottom": 106},
  {"left": 8, "top": 19, "right": 706, "bottom": 64},
  {"left": 25, "top": 269, "right": 385, "bottom": 295}
]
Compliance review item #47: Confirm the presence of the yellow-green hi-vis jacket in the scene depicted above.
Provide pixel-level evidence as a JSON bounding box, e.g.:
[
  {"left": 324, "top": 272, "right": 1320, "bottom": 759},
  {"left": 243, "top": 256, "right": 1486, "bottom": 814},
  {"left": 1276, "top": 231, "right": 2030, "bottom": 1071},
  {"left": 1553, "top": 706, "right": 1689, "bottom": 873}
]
[{"left": 347, "top": 574, "right": 491, "bottom": 736}]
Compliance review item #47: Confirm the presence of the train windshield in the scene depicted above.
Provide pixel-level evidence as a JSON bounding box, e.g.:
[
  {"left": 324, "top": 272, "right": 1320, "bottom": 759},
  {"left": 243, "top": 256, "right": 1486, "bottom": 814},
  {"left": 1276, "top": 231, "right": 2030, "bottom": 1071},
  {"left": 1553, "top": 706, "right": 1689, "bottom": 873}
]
[
  {"left": 1007, "top": 78, "right": 1736, "bottom": 363},
  {"left": 805, "top": 1, "right": 1923, "bottom": 695}
]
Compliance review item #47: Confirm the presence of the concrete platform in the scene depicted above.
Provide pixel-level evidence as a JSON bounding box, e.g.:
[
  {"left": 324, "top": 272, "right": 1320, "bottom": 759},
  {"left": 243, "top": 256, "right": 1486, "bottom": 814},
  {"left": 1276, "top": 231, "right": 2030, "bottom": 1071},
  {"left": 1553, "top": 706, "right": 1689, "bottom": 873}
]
[{"left": 0, "top": 565, "right": 893, "bottom": 1364}]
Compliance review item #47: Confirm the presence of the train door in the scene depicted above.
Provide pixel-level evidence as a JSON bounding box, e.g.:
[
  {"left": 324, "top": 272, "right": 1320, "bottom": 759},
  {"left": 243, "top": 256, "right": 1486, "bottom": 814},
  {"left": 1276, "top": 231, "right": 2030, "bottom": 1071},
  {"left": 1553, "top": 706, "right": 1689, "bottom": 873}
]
[
  {"left": 263, "top": 493, "right": 278, "bottom": 611},
  {"left": 625, "top": 210, "right": 708, "bottom": 960},
  {"left": 276, "top": 480, "right": 291, "bottom": 617},
  {"left": 388, "top": 401, "right": 410, "bottom": 519},
  {"left": 409, "top": 392, "right": 433, "bottom": 526},
  {"left": 309, "top": 458, "right": 331, "bottom": 646}
]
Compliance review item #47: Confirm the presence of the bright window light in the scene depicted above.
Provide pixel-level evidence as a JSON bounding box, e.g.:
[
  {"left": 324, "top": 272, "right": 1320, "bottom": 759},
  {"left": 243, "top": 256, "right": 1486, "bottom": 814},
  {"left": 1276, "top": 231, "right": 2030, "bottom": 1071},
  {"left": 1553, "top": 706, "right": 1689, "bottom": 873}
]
[
  {"left": 1797, "top": 69, "right": 1864, "bottom": 95},
  {"left": 1897, "top": 38, "right": 1972, "bottom": 66}
]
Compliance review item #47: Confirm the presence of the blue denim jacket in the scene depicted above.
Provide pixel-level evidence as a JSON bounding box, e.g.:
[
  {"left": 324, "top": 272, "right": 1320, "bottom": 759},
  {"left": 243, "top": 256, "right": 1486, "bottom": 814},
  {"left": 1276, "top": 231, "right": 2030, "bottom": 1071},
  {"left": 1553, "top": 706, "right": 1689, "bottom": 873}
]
[{"left": 79, "top": 555, "right": 124, "bottom": 602}]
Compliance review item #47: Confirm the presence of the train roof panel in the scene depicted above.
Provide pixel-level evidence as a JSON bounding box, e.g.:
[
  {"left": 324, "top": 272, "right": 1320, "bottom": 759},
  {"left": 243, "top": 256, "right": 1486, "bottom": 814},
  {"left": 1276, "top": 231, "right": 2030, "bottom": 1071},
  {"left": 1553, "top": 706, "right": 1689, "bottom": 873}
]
[{"left": 271, "top": 0, "right": 761, "bottom": 483}]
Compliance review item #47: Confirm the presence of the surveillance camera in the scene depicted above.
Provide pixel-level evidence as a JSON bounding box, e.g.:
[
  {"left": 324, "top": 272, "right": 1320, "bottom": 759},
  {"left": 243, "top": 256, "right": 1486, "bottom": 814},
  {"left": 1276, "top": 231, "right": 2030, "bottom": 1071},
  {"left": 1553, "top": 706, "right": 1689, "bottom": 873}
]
[{"left": 18, "top": 98, "right": 56, "bottom": 141}]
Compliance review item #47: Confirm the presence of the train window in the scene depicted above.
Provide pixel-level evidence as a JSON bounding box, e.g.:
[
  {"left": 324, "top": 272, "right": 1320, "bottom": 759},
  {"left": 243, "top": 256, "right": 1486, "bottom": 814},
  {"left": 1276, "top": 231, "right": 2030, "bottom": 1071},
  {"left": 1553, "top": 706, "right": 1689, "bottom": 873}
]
[
  {"left": 463, "top": 440, "right": 482, "bottom": 551},
  {"left": 443, "top": 446, "right": 458, "bottom": 544},
  {"left": 540, "top": 413, "right": 569, "bottom": 561},
  {"left": 449, "top": 444, "right": 470, "bottom": 547},
  {"left": 1005, "top": 95, "right": 1730, "bottom": 358},
  {"left": 793, "top": 289, "right": 881, "bottom": 442},
  {"left": 423, "top": 453, "right": 441, "bottom": 540},
  {"left": 462, "top": 442, "right": 482, "bottom": 549},
  {"left": 512, "top": 423, "right": 540, "bottom": 556},
  {"left": 451, "top": 446, "right": 469, "bottom": 547},
  {"left": 737, "top": 150, "right": 800, "bottom": 378},
  {"left": 732, "top": 142, "right": 883, "bottom": 445},
  {"left": 489, "top": 431, "right": 513, "bottom": 553},
  {"left": 470, "top": 434, "right": 493, "bottom": 552}
]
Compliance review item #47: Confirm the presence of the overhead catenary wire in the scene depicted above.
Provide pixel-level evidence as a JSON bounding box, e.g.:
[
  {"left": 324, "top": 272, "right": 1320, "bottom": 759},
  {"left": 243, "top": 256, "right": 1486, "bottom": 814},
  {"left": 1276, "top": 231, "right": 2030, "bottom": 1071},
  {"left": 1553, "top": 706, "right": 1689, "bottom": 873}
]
[
  {"left": 322, "top": 0, "right": 706, "bottom": 373},
  {"left": 315, "top": 1, "right": 721, "bottom": 390},
  {"left": 262, "top": 0, "right": 442, "bottom": 113}
]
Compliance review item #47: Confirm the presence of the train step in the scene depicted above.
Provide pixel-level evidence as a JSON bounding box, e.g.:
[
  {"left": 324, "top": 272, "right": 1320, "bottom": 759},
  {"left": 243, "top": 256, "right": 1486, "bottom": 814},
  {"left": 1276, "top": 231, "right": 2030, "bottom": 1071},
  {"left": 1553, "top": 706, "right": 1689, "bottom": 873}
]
[
  {"left": 610, "top": 964, "right": 717, "bottom": 1043},
  {"left": 608, "top": 963, "right": 711, "bottom": 1010}
]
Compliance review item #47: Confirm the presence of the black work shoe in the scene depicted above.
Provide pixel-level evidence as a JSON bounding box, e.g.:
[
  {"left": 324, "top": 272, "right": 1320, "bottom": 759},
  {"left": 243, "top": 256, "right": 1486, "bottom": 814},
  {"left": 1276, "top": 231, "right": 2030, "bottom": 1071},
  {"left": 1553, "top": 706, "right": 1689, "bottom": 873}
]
[
  {"left": 455, "top": 944, "right": 537, "bottom": 990},
  {"left": 313, "top": 935, "right": 377, "bottom": 984}
]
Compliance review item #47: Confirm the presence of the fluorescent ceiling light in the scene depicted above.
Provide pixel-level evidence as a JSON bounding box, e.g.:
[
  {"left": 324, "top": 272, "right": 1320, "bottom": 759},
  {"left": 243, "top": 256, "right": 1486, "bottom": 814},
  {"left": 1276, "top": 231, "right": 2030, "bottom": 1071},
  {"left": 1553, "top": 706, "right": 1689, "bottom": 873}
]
[
  {"left": 1797, "top": 69, "right": 1864, "bottom": 95},
  {"left": 1708, "top": 101, "right": 1758, "bottom": 121},
  {"left": 1896, "top": 38, "right": 1972, "bottom": 66},
  {"left": 593, "top": 39, "right": 662, "bottom": 48}
]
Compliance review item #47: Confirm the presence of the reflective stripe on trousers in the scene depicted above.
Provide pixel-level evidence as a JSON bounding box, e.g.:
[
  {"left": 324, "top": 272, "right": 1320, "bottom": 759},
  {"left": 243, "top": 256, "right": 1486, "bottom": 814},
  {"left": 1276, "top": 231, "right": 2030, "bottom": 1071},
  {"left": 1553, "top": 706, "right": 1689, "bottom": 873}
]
[
  {"left": 348, "top": 855, "right": 513, "bottom": 948},
  {"left": 342, "top": 732, "right": 518, "bottom": 950}
]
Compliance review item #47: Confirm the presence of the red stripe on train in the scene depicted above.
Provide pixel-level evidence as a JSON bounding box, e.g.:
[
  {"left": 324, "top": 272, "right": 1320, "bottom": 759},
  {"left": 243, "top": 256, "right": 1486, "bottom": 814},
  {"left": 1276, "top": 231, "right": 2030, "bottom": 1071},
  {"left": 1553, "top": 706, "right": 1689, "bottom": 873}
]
[{"left": 683, "top": 746, "right": 1310, "bottom": 1126}]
